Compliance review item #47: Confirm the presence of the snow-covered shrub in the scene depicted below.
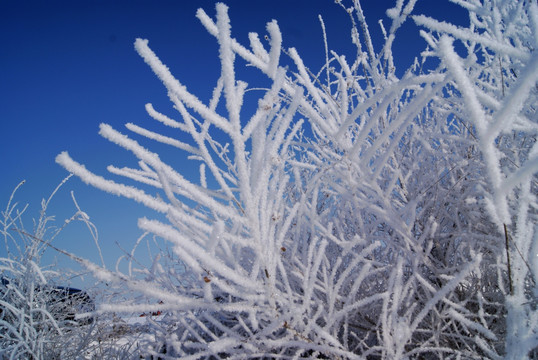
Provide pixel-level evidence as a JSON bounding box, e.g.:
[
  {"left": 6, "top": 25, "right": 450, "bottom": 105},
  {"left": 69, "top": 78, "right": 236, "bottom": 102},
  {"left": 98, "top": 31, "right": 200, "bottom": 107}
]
[
  {"left": 0, "top": 179, "right": 97, "bottom": 359},
  {"left": 57, "top": 0, "right": 537, "bottom": 358},
  {"left": 413, "top": 1, "right": 538, "bottom": 358}
]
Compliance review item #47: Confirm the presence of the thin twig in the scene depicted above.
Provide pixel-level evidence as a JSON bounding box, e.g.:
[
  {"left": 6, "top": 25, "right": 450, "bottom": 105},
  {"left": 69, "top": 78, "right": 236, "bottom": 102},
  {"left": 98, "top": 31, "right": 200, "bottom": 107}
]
[
  {"left": 504, "top": 224, "right": 536, "bottom": 286},
  {"left": 504, "top": 223, "right": 513, "bottom": 296}
]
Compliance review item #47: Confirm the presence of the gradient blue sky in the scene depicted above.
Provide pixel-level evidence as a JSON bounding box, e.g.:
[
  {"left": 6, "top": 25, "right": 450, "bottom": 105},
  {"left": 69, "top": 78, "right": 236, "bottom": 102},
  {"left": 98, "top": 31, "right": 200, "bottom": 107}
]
[{"left": 0, "top": 0, "right": 466, "bottom": 286}]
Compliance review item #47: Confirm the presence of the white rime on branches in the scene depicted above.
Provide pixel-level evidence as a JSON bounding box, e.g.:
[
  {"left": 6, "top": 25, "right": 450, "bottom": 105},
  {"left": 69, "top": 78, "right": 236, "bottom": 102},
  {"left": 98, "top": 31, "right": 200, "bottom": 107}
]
[
  {"left": 57, "top": 0, "right": 537, "bottom": 358},
  {"left": 414, "top": 1, "right": 538, "bottom": 358}
]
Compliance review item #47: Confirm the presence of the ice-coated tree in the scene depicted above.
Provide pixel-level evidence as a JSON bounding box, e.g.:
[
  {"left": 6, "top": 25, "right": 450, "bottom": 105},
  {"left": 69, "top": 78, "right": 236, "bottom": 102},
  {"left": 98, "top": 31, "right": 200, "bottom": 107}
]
[{"left": 56, "top": 0, "right": 537, "bottom": 358}]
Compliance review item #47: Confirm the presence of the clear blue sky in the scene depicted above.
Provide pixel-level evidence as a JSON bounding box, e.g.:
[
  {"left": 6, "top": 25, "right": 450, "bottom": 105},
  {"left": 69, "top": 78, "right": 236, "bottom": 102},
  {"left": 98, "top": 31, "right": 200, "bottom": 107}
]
[{"left": 0, "top": 0, "right": 466, "bottom": 286}]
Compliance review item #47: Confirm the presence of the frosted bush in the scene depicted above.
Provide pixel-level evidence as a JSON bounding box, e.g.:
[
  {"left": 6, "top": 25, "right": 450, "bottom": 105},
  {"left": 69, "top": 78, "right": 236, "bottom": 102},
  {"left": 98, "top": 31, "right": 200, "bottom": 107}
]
[
  {"left": 57, "top": 0, "right": 537, "bottom": 358},
  {"left": 0, "top": 179, "right": 98, "bottom": 359},
  {"left": 414, "top": 1, "right": 538, "bottom": 358}
]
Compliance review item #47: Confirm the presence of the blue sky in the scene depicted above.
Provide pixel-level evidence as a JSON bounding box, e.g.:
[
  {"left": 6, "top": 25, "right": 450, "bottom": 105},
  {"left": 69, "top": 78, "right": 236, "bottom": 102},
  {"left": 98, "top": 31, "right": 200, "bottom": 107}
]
[{"left": 0, "top": 0, "right": 466, "bottom": 286}]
